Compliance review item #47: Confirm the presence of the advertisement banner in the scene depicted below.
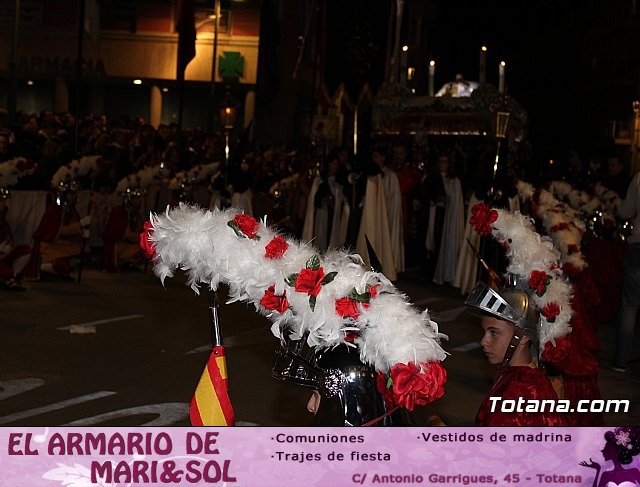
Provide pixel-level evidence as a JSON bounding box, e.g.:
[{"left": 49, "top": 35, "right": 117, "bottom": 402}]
[{"left": 2, "top": 426, "right": 637, "bottom": 486}]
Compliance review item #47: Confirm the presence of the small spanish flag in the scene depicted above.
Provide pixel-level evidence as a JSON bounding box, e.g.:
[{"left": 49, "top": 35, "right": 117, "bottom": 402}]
[{"left": 189, "top": 346, "right": 235, "bottom": 426}]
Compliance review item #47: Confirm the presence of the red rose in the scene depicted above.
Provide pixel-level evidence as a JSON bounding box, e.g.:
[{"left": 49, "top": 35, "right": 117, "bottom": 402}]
[
  {"left": 265, "top": 235, "right": 288, "bottom": 259},
  {"left": 469, "top": 203, "right": 498, "bottom": 236},
  {"left": 528, "top": 270, "right": 549, "bottom": 295},
  {"left": 139, "top": 220, "right": 156, "bottom": 259},
  {"left": 231, "top": 213, "right": 260, "bottom": 239},
  {"left": 260, "top": 285, "right": 290, "bottom": 313},
  {"left": 541, "top": 302, "right": 561, "bottom": 322},
  {"left": 388, "top": 361, "right": 446, "bottom": 411},
  {"left": 567, "top": 244, "right": 579, "bottom": 255},
  {"left": 335, "top": 297, "right": 360, "bottom": 319},
  {"left": 295, "top": 267, "right": 325, "bottom": 297},
  {"left": 368, "top": 284, "right": 380, "bottom": 299}
]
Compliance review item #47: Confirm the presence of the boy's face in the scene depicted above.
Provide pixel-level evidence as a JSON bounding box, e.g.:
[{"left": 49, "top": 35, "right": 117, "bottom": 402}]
[
  {"left": 479, "top": 316, "right": 514, "bottom": 365},
  {"left": 307, "top": 390, "right": 321, "bottom": 415}
]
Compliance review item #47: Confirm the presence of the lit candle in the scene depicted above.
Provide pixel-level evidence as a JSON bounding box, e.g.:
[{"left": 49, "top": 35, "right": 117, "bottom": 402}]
[
  {"left": 498, "top": 61, "right": 506, "bottom": 93},
  {"left": 428, "top": 60, "right": 435, "bottom": 96},
  {"left": 400, "top": 45, "right": 409, "bottom": 86},
  {"left": 479, "top": 46, "right": 487, "bottom": 84}
]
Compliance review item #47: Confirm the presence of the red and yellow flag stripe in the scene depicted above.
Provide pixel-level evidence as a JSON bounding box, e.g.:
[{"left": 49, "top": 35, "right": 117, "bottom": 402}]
[{"left": 189, "top": 346, "right": 235, "bottom": 426}]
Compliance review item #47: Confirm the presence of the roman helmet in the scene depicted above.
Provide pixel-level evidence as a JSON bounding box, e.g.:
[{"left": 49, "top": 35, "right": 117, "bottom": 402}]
[
  {"left": 272, "top": 333, "right": 410, "bottom": 426},
  {"left": 465, "top": 274, "right": 540, "bottom": 365}
]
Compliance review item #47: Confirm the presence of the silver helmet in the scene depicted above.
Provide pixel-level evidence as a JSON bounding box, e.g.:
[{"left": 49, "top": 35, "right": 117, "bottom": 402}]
[
  {"left": 465, "top": 275, "right": 540, "bottom": 365},
  {"left": 272, "top": 334, "right": 411, "bottom": 426}
]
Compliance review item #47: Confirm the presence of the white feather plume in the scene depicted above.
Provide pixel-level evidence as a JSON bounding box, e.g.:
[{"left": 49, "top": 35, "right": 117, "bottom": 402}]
[
  {"left": 51, "top": 155, "right": 103, "bottom": 188},
  {"left": 536, "top": 189, "right": 587, "bottom": 271},
  {"left": 149, "top": 204, "right": 448, "bottom": 373},
  {"left": 491, "top": 209, "right": 573, "bottom": 347},
  {"left": 116, "top": 165, "right": 163, "bottom": 193},
  {"left": 0, "top": 157, "right": 36, "bottom": 188}
]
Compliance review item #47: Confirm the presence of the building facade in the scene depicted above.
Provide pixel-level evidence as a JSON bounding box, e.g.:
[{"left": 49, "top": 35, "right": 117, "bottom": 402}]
[{"left": 0, "top": 0, "right": 260, "bottom": 131}]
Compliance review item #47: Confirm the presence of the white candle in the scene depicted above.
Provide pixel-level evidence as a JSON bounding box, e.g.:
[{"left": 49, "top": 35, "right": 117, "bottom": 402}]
[
  {"left": 479, "top": 46, "right": 487, "bottom": 84},
  {"left": 498, "top": 61, "right": 506, "bottom": 93},
  {"left": 428, "top": 60, "right": 435, "bottom": 96},
  {"left": 400, "top": 45, "right": 409, "bottom": 86}
]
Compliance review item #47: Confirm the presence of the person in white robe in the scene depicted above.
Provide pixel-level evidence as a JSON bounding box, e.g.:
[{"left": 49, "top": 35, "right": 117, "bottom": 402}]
[
  {"left": 301, "top": 156, "right": 350, "bottom": 252},
  {"left": 356, "top": 147, "right": 404, "bottom": 279},
  {"left": 427, "top": 154, "right": 464, "bottom": 285}
]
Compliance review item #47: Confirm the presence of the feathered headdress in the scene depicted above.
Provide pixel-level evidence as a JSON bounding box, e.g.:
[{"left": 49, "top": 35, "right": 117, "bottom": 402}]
[
  {"left": 536, "top": 189, "right": 587, "bottom": 274},
  {"left": 0, "top": 157, "right": 37, "bottom": 188},
  {"left": 142, "top": 204, "right": 448, "bottom": 410},
  {"left": 115, "top": 165, "right": 165, "bottom": 194},
  {"left": 470, "top": 203, "right": 573, "bottom": 349},
  {"left": 51, "top": 155, "right": 104, "bottom": 189},
  {"left": 170, "top": 162, "right": 221, "bottom": 190}
]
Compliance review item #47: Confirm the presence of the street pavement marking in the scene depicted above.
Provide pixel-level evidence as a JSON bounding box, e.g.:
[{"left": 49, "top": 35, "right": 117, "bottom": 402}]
[
  {"left": 0, "top": 391, "right": 116, "bottom": 425},
  {"left": 57, "top": 314, "right": 144, "bottom": 330},
  {"left": 451, "top": 342, "right": 482, "bottom": 352},
  {"left": 0, "top": 378, "right": 44, "bottom": 400}
]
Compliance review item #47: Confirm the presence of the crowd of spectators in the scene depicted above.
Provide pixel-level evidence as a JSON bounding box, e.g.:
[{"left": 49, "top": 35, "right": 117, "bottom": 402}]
[{"left": 0, "top": 108, "right": 635, "bottom": 298}]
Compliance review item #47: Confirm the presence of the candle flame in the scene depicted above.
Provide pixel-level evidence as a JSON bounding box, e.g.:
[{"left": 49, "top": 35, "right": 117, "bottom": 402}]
[
  {"left": 481, "top": 46, "right": 488, "bottom": 52},
  {"left": 429, "top": 60, "right": 435, "bottom": 67},
  {"left": 500, "top": 61, "right": 506, "bottom": 67}
]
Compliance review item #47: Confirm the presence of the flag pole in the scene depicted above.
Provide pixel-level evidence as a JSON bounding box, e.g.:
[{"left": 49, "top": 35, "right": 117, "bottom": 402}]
[
  {"left": 188, "top": 287, "right": 235, "bottom": 426},
  {"left": 207, "top": 288, "right": 223, "bottom": 347}
]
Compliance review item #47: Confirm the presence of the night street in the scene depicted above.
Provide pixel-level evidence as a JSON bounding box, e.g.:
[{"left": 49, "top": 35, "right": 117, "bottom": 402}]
[{"left": 2, "top": 263, "right": 639, "bottom": 427}]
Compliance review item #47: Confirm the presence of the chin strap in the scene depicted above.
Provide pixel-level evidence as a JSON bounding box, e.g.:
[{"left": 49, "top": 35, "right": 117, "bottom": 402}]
[{"left": 501, "top": 327, "right": 525, "bottom": 366}]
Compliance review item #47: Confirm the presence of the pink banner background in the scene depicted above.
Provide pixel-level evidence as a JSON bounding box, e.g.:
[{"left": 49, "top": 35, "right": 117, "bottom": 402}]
[{"left": 0, "top": 427, "right": 632, "bottom": 486}]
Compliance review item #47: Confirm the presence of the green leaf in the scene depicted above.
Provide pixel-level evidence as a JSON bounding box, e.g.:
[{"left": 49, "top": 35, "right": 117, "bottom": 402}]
[
  {"left": 321, "top": 271, "right": 338, "bottom": 285},
  {"left": 386, "top": 377, "right": 394, "bottom": 390},
  {"left": 309, "top": 295, "right": 316, "bottom": 312},
  {"left": 285, "top": 273, "right": 298, "bottom": 287},
  {"left": 227, "top": 220, "right": 245, "bottom": 239},
  {"left": 306, "top": 254, "right": 321, "bottom": 270},
  {"left": 355, "top": 291, "right": 371, "bottom": 303},
  {"left": 348, "top": 288, "right": 359, "bottom": 300}
]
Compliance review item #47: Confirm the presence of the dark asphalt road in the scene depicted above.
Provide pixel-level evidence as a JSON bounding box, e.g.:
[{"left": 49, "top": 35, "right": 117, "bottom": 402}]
[{"left": 1, "top": 265, "right": 639, "bottom": 427}]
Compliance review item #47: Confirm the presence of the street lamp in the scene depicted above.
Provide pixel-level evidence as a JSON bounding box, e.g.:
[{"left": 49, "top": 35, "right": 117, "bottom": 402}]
[
  {"left": 219, "top": 97, "right": 238, "bottom": 165},
  {"left": 492, "top": 110, "right": 510, "bottom": 180}
]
